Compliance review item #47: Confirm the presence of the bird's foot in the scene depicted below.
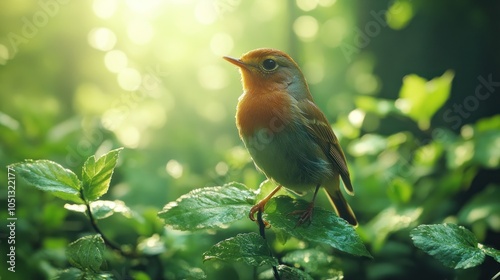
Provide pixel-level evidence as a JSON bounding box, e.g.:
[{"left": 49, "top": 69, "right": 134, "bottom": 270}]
[
  {"left": 288, "top": 203, "right": 315, "bottom": 227},
  {"left": 249, "top": 201, "right": 270, "bottom": 228}
]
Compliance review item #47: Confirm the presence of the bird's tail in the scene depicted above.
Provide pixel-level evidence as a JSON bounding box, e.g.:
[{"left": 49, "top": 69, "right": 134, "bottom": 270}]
[{"left": 324, "top": 176, "right": 358, "bottom": 227}]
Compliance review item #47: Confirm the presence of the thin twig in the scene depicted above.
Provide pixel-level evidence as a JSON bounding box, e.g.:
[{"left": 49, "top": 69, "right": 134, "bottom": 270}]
[
  {"left": 85, "top": 200, "right": 138, "bottom": 258},
  {"left": 256, "top": 209, "right": 281, "bottom": 280}
]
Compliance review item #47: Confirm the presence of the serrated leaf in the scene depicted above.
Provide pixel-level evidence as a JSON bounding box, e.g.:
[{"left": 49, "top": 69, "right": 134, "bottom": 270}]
[
  {"left": 82, "top": 148, "right": 123, "bottom": 201},
  {"left": 264, "top": 196, "right": 372, "bottom": 258},
  {"left": 410, "top": 223, "right": 485, "bottom": 269},
  {"left": 203, "top": 233, "right": 278, "bottom": 267},
  {"left": 11, "top": 160, "right": 83, "bottom": 203},
  {"left": 397, "top": 70, "right": 454, "bottom": 130},
  {"left": 481, "top": 245, "right": 500, "bottom": 263},
  {"left": 65, "top": 200, "right": 133, "bottom": 220},
  {"left": 67, "top": 235, "right": 105, "bottom": 273},
  {"left": 158, "top": 182, "right": 255, "bottom": 230}
]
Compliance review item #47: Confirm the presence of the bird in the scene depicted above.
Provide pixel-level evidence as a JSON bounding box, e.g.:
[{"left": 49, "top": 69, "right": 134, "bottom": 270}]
[{"left": 223, "top": 48, "right": 357, "bottom": 226}]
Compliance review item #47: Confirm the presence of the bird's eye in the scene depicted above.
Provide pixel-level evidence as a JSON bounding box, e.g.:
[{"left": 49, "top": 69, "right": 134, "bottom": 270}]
[{"left": 262, "top": 59, "right": 278, "bottom": 71}]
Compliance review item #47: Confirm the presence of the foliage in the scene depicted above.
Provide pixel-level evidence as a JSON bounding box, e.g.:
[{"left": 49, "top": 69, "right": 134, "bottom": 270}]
[
  {"left": 411, "top": 223, "right": 500, "bottom": 269},
  {"left": 1, "top": 1, "right": 499, "bottom": 279}
]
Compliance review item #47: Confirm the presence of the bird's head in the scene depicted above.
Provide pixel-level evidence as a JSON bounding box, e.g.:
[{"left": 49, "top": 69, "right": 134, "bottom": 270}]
[{"left": 224, "top": 48, "right": 310, "bottom": 99}]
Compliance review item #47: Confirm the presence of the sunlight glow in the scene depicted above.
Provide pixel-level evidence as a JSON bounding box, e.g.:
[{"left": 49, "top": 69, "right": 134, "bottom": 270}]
[
  {"left": 348, "top": 109, "right": 366, "bottom": 128},
  {"left": 195, "top": 1, "right": 218, "bottom": 25},
  {"left": 210, "top": 33, "right": 234, "bottom": 57},
  {"left": 117, "top": 68, "right": 142, "bottom": 91},
  {"left": 105, "top": 50, "right": 128, "bottom": 73},
  {"left": 215, "top": 161, "right": 229, "bottom": 176},
  {"left": 321, "top": 18, "right": 348, "bottom": 48},
  {"left": 251, "top": 0, "right": 279, "bottom": 22},
  {"left": 303, "top": 61, "right": 324, "bottom": 84},
  {"left": 88, "top": 28, "right": 117, "bottom": 51},
  {"left": 93, "top": 0, "right": 117, "bottom": 19},
  {"left": 198, "top": 101, "right": 226, "bottom": 123},
  {"left": 127, "top": 20, "right": 154, "bottom": 45},
  {"left": 296, "top": 0, "right": 318, "bottom": 12},
  {"left": 198, "top": 64, "right": 228, "bottom": 90},
  {"left": 293, "top": 16, "right": 319, "bottom": 41},
  {"left": 116, "top": 125, "right": 141, "bottom": 148},
  {"left": 166, "top": 160, "right": 183, "bottom": 179},
  {"left": 126, "top": 0, "right": 162, "bottom": 15},
  {"left": 319, "top": 0, "right": 337, "bottom": 7}
]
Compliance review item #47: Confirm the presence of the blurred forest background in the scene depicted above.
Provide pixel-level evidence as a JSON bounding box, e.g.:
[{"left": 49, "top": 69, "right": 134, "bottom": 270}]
[{"left": 1, "top": 0, "right": 499, "bottom": 279}]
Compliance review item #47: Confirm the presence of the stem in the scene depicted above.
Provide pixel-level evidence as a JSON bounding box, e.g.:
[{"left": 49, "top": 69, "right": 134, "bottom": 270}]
[
  {"left": 257, "top": 209, "right": 281, "bottom": 280},
  {"left": 85, "top": 200, "right": 138, "bottom": 258}
]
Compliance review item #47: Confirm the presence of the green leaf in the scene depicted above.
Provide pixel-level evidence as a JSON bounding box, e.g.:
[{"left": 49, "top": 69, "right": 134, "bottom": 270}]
[
  {"left": 410, "top": 223, "right": 485, "bottom": 269},
  {"left": 354, "top": 96, "right": 397, "bottom": 117},
  {"left": 366, "top": 207, "right": 422, "bottom": 252},
  {"left": 264, "top": 196, "right": 372, "bottom": 258},
  {"left": 276, "top": 265, "right": 314, "bottom": 280},
  {"left": 203, "top": 232, "right": 278, "bottom": 267},
  {"left": 387, "top": 177, "right": 413, "bottom": 204},
  {"left": 348, "top": 134, "right": 388, "bottom": 157},
  {"left": 65, "top": 200, "right": 133, "bottom": 220},
  {"left": 446, "top": 140, "right": 474, "bottom": 169},
  {"left": 137, "top": 234, "right": 166, "bottom": 256},
  {"left": 11, "top": 160, "right": 83, "bottom": 203},
  {"left": 386, "top": 0, "right": 414, "bottom": 30},
  {"left": 282, "top": 249, "right": 342, "bottom": 278},
  {"left": 158, "top": 182, "right": 255, "bottom": 230},
  {"left": 53, "top": 268, "right": 84, "bottom": 280},
  {"left": 82, "top": 148, "right": 123, "bottom": 201},
  {"left": 458, "top": 185, "right": 500, "bottom": 231},
  {"left": 397, "top": 70, "right": 454, "bottom": 130},
  {"left": 473, "top": 130, "right": 500, "bottom": 168},
  {"left": 481, "top": 245, "right": 500, "bottom": 263},
  {"left": 67, "top": 235, "right": 105, "bottom": 273}
]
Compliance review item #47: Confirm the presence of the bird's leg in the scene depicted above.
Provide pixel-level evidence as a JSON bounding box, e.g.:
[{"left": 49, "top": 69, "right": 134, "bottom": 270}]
[
  {"left": 249, "top": 185, "right": 282, "bottom": 224},
  {"left": 290, "top": 184, "right": 321, "bottom": 226}
]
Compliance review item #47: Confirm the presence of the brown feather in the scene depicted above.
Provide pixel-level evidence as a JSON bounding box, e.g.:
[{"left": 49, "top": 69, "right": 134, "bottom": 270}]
[{"left": 298, "top": 100, "right": 354, "bottom": 195}]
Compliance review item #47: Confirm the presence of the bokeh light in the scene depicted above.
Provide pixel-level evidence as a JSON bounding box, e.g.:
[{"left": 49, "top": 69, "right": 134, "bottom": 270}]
[
  {"left": 117, "top": 68, "right": 142, "bottom": 91},
  {"left": 166, "top": 159, "right": 183, "bottom": 179},
  {"left": 88, "top": 27, "right": 117, "bottom": 51},
  {"left": 92, "top": 0, "right": 117, "bottom": 19},
  {"left": 293, "top": 16, "right": 319, "bottom": 41},
  {"left": 104, "top": 50, "right": 128, "bottom": 73}
]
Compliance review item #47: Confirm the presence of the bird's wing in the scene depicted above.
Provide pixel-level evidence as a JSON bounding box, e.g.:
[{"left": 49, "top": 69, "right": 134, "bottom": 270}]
[{"left": 298, "top": 99, "right": 354, "bottom": 195}]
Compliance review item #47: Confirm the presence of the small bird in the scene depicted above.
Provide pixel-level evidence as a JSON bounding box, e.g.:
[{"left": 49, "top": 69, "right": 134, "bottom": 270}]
[{"left": 224, "top": 48, "right": 357, "bottom": 226}]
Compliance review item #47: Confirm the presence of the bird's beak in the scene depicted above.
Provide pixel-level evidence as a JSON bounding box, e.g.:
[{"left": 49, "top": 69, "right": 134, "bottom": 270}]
[{"left": 223, "top": 56, "right": 248, "bottom": 69}]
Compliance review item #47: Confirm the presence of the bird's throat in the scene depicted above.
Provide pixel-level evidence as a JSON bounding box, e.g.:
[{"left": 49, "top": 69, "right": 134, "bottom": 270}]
[{"left": 236, "top": 91, "right": 292, "bottom": 138}]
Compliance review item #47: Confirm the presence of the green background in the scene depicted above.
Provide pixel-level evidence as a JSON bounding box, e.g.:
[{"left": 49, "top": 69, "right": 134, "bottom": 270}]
[{"left": 1, "top": 0, "right": 499, "bottom": 279}]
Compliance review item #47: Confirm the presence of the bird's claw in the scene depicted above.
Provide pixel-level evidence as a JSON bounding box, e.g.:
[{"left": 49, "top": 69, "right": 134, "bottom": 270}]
[
  {"left": 249, "top": 203, "right": 271, "bottom": 228},
  {"left": 288, "top": 204, "right": 314, "bottom": 227}
]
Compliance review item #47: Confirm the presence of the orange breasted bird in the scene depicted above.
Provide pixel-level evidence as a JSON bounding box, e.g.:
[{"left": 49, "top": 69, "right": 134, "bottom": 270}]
[{"left": 224, "top": 48, "right": 357, "bottom": 226}]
